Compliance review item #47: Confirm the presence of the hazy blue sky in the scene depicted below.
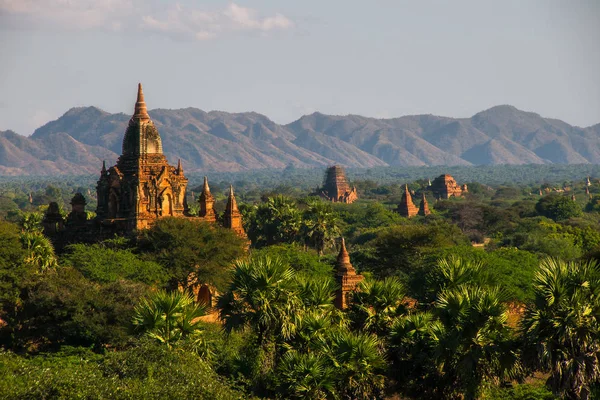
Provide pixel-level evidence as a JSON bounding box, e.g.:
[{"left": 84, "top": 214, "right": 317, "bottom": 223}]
[{"left": 1, "top": 0, "right": 599, "bottom": 135}]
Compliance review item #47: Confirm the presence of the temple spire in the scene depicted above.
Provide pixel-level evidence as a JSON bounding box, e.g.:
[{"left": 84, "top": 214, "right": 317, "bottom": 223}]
[
  {"left": 397, "top": 184, "right": 418, "bottom": 218},
  {"left": 334, "top": 237, "right": 363, "bottom": 309},
  {"left": 101, "top": 160, "right": 107, "bottom": 174},
  {"left": 133, "top": 83, "right": 150, "bottom": 121},
  {"left": 223, "top": 185, "right": 246, "bottom": 237},
  {"left": 198, "top": 176, "right": 216, "bottom": 222},
  {"left": 337, "top": 237, "right": 355, "bottom": 275},
  {"left": 226, "top": 185, "right": 239, "bottom": 213},
  {"left": 176, "top": 159, "right": 183, "bottom": 175},
  {"left": 418, "top": 192, "right": 431, "bottom": 216}
]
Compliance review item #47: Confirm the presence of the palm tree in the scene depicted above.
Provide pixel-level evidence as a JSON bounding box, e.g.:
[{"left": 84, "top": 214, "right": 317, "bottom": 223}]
[
  {"left": 265, "top": 195, "right": 302, "bottom": 244},
  {"left": 296, "top": 275, "right": 336, "bottom": 311},
  {"left": 247, "top": 195, "right": 302, "bottom": 247},
  {"left": 276, "top": 351, "right": 336, "bottom": 399},
  {"left": 433, "top": 284, "right": 521, "bottom": 400},
  {"left": 388, "top": 312, "right": 443, "bottom": 397},
  {"left": 428, "top": 255, "right": 489, "bottom": 294},
  {"left": 20, "top": 232, "right": 58, "bottom": 272},
  {"left": 521, "top": 258, "right": 600, "bottom": 400},
  {"left": 349, "top": 277, "right": 406, "bottom": 335},
  {"left": 327, "top": 330, "right": 386, "bottom": 400},
  {"left": 132, "top": 290, "right": 207, "bottom": 349},
  {"left": 217, "top": 256, "right": 300, "bottom": 347},
  {"left": 301, "top": 199, "right": 340, "bottom": 255},
  {"left": 20, "top": 212, "right": 43, "bottom": 234}
]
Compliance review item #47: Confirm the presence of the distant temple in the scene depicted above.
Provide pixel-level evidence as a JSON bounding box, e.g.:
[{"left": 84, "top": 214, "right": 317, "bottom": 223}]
[
  {"left": 418, "top": 193, "right": 431, "bottom": 216},
  {"left": 198, "top": 176, "right": 216, "bottom": 223},
  {"left": 222, "top": 185, "right": 247, "bottom": 238},
  {"left": 430, "top": 174, "right": 468, "bottom": 199},
  {"left": 318, "top": 165, "right": 358, "bottom": 204},
  {"left": 42, "top": 84, "right": 246, "bottom": 245},
  {"left": 334, "top": 238, "right": 364, "bottom": 309},
  {"left": 397, "top": 185, "right": 431, "bottom": 218},
  {"left": 397, "top": 184, "right": 418, "bottom": 218}
]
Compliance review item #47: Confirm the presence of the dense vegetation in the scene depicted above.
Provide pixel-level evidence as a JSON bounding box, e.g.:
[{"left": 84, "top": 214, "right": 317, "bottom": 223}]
[{"left": 1, "top": 168, "right": 600, "bottom": 399}]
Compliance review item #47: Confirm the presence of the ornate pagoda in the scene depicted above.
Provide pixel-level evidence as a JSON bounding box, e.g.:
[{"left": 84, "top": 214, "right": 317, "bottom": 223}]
[{"left": 95, "top": 83, "right": 188, "bottom": 232}]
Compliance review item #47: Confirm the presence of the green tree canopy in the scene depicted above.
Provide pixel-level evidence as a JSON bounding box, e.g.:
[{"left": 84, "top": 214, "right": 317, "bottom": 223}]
[
  {"left": 62, "top": 243, "right": 165, "bottom": 285},
  {"left": 137, "top": 217, "right": 246, "bottom": 291},
  {"left": 535, "top": 194, "right": 582, "bottom": 221}
]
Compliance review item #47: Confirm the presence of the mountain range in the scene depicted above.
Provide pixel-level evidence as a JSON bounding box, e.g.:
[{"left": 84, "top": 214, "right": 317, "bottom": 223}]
[{"left": 1, "top": 105, "right": 599, "bottom": 176}]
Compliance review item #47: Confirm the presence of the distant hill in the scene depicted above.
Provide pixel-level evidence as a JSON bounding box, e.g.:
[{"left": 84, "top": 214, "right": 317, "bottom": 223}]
[{"left": 1, "top": 105, "right": 598, "bottom": 176}]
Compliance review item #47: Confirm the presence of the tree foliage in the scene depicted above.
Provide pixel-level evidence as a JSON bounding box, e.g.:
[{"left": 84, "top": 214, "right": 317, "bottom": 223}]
[
  {"left": 138, "top": 217, "right": 246, "bottom": 291},
  {"left": 521, "top": 258, "right": 600, "bottom": 399},
  {"left": 133, "top": 290, "right": 208, "bottom": 350},
  {"left": 62, "top": 243, "right": 165, "bottom": 285},
  {"left": 535, "top": 194, "right": 583, "bottom": 221}
]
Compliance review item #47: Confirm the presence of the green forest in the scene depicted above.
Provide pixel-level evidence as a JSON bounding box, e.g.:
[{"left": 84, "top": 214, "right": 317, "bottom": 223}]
[{"left": 1, "top": 165, "right": 600, "bottom": 399}]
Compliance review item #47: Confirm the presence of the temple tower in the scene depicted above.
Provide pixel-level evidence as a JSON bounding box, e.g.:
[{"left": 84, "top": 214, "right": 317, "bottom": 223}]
[
  {"left": 42, "top": 202, "right": 64, "bottom": 235},
  {"left": 397, "top": 184, "right": 418, "bottom": 218},
  {"left": 66, "top": 193, "right": 88, "bottom": 227},
  {"left": 223, "top": 185, "right": 246, "bottom": 237},
  {"left": 334, "top": 238, "right": 364, "bottom": 310},
  {"left": 198, "top": 176, "right": 216, "bottom": 222},
  {"left": 431, "top": 174, "right": 467, "bottom": 199},
  {"left": 95, "top": 83, "right": 188, "bottom": 231},
  {"left": 418, "top": 193, "right": 431, "bottom": 216},
  {"left": 319, "top": 165, "right": 358, "bottom": 204}
]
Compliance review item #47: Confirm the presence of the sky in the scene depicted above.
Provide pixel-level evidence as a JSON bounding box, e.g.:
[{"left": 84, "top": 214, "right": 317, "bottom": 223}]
[{"left": 1, "top": 0, "right": 599, "bottom": 135}]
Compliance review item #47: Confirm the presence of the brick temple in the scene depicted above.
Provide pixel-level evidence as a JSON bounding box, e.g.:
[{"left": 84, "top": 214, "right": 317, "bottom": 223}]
[
  {"left": 319, "top": 165, "right": 358, "bottom": 204},
  {"left": 42, "top": 84, "right": 246, "bottom": 244},
  {"left": 96, "top": 84, "right": 188, "bottom": 231},
  {"left": 334, "top": 238, "right": 364, "bottom": 309},
  {"left": 430, "top": 174, "right": 468, "bottom": 199},
  {"left": 397, "top": 184, "right": 419, "bottom": 218}
]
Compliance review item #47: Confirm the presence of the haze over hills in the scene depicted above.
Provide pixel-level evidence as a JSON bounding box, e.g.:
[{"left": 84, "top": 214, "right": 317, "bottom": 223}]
[{"left": 0, "top": 105, "right": 598, "bottom": 176}]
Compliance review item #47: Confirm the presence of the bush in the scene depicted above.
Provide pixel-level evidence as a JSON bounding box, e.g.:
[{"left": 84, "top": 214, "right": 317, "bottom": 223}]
[
  {"left": 0, "top": 343, "right": 247, "bottom": 399},
  {"left": 485, "top": 383, "right": 556, "bottom": 399}
]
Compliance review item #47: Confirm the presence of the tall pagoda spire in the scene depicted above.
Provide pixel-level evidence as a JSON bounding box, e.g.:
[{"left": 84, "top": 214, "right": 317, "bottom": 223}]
[
  {"left": 198, "top": 176, "right": 216, "bottom": 222},
  {"left": 334, "top": 238, "right": 364, "bottom": 309},
  {"left": 223, "top": 185, "right": 246, "bottom": 237},
  {"left": 226, "top": 185, "right": 239, "bottom": 214},
  {"left": 397, "top": 184, "right": 418, "bottom": 218},
  {"left": 418, "top": 192, "right": 431, "bottom": 216},
  {"left": 122, "top": 83, "right": 163, "bottom": 156},
  {"left": 176, "top": 159, "right": 183, "bottom": 175},
  {"left": 133, "top": 83, "right": 150, "bottom": 121},
  {"left": 336, "top": 238, "right": 356, "bottom": 275}
]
